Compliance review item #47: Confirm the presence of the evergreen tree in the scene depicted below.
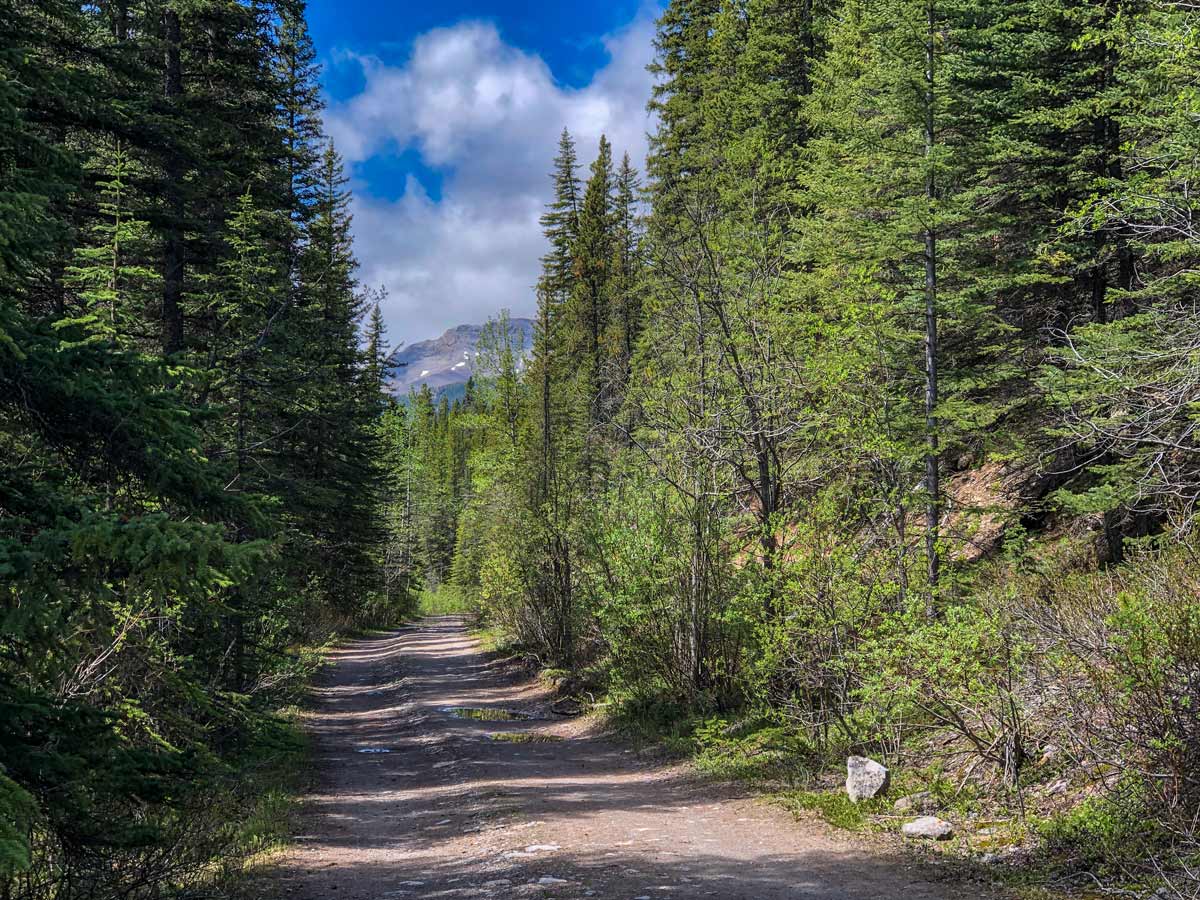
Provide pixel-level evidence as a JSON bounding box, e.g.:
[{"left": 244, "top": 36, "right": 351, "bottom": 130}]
[
  {"left": 524, "top": 129, "right": 584, "bottom": 665},
  {"left": 62, "top": 140, "right": 160, "bottom": 344},
  {"left": 276, "top": 1, "right": 325, "bottom": 221},
  {"left": 568, "top": 134, "right": 616, "bottom": 470},
  {"left": 364, "top": 297, "right": 391, "bottom": 401},
  {"left": 604, "top": 152, "right": 644, "bottom": 415},
  {"left": 647, "top": 0, "right": 722, "bottom": 223},
  {"left": 539, "top": 127, "right": 582, "bottom": 308}
]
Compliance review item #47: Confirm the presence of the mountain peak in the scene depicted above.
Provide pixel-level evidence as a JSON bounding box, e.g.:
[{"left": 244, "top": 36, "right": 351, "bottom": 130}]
[{"left": 384, "top": 318, "right": 534, "bottom": 398}]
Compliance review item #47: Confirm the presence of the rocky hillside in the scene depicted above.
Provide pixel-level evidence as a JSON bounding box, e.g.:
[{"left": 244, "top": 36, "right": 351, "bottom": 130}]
[{"left": 384, "top": 318, "right": 534, "bottom": 399}]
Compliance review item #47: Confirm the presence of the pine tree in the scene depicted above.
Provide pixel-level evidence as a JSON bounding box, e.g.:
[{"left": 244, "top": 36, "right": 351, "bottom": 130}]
[
  {"left": 539, "top": 127, "right": 582, "bottom": 307},
  {"left": 524, "top": 128, "right": 588, "bottom": 665},
  {"left": 0, "top": 1, "right": 397, "bottom": 890},
  {"left": 605, "top": 152, "right": 644, "bottom": 408},
  {"left": 291, "top": 142, "right": 382, "bottom": 616},
  {"left": 364, "top": 297, "right": 391, "bottom": 402},
  {"left": 1040, "top": 3, "right": 1200, "bottom": 542},
  {"left": 62, "top": 140, "right": 160, "bottom": 345},
  {"left": 276, "top": 1, "right": 325, "bottom": 220},
  {"left": 647, "top": 0, "right": 722, "bottom": 223},
  {"left": 796, "top": 0, "right": 997, "bottom": 603},
  {"left": 567, "top": 134, "right": 616, "bottom": 471}
]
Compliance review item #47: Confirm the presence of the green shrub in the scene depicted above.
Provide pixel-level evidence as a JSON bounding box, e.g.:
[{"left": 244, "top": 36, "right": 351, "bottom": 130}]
[
  {"left": 1020, "top": 542, "right": 1200, "bottom": 836},
  {"left": 1037, "top": 794, "right": 1163, "bottom": 871},
  {"left": 855, "top": 603, "right": 1029, "bottom": 785},
  {"left": 418, "top": 585, "right": 474, "bottom": 616},
  {"left": 590, "top": 479, "right": 753, "bottom": 708}
]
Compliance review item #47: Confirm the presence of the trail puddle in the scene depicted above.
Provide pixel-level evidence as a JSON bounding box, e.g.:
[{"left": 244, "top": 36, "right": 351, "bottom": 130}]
[
  {"left": 442, "top": 706, "right": 534, "bottom": 721},
  {"left": 488, "top": 732, "right": 562, "bottom": 743}
]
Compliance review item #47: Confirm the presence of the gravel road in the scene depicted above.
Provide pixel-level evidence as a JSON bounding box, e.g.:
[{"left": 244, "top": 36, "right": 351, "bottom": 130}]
[{"left": 269, "top": 617, "right": 987, "bottom": 900}]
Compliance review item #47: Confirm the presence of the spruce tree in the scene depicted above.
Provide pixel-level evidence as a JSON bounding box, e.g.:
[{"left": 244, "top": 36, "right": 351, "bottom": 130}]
[
  {"left": 605, "top": 152, "right": 644, "bottom": 407},
  {"left": 62, "top": 140, "right": 160, "bottom": 345},
  {"left": 796, "top": 0, "right": 991, "bottom": 602},
  {"left": 568, "top": 134, "right": 616, "bottom": 471}
]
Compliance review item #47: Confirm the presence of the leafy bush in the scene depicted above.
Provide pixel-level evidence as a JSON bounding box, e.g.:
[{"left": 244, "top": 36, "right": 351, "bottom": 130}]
[
  {"left": 747, "top": 522, "right": 891, "bottom": 760},
  {"left": 589, "top": 480, "right": 753, "bottom": 707},
  {"left": 418, "top": 585, "right": 475, "bottom": 616},
  {"left": 1037, "top": 792, "right": 1163, "bottom": 872},
  {"left": 1019, "top": 543, "right": 1200, "bottom": 839},
  {"left": 855, "top": 603, "right": 1030, "bottom": 785}
]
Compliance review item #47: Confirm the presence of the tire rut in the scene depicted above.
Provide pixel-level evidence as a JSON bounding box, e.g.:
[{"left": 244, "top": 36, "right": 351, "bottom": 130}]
[{"left": 269, "top": 617, "right": 987, "bottom": 899}]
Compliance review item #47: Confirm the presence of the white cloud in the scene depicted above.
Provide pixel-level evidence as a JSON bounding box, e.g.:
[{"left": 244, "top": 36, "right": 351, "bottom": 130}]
[{"left": 326, "top": 7, "right": 660, "bottom": 344}]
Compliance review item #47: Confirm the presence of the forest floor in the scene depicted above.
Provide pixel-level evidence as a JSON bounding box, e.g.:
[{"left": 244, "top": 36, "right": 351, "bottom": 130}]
[{"left": 264, "top": 617, "right": 1000, "bottom": 899}]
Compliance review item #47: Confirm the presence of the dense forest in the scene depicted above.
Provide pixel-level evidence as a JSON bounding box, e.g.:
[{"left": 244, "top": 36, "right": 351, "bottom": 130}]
[
  {"left": 5, "top": 0, "right": 1200, "bottom": 895},
  {"left": 0, "top": 0, "right": 396, "bottom": 895},
  {"left": 386, "top": 0, "right": 1200, "bottom": 888}
]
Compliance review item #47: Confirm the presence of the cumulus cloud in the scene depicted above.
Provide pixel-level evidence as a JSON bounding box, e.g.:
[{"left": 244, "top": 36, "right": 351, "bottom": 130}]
[{"left": 325, "top": 8, "right": 660, "bottom": 343}]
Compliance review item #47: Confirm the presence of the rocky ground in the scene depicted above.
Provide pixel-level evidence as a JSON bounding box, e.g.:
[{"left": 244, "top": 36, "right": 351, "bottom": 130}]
[{"left": 266, "top": 617, "right": 996, "bottom": 899}]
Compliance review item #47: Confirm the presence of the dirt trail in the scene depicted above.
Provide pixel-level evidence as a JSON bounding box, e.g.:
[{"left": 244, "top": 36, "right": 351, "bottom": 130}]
[{"left": 270, "top": 617, "right": 984, "bottom": 899}]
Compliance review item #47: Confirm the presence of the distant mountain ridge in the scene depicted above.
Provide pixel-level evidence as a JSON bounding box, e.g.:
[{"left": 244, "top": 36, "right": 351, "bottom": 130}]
[{"left": 384, "top": 318, "right": 534, "bottom": 399}]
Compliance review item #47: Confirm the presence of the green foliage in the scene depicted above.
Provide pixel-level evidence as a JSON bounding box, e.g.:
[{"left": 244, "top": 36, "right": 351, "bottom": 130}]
[
  {"left": 779, "top": 790, "right": 890, "bottom": 832},
  {"left": 0, "top": 772, "right": 35, "bottom": 877},
  {"left": 381, "top": 15, "right": 1200, "bottom": 877},
  {"left": 1026, "top": 545, "right": 1200, "bottom": 821},
  {"left": 691, "top": 716, "right": 820, "bottom": 784},
  {"left": 855, "top": 605, "right": 1029, "bottom": 783},
  {"left": 607, "top": 695, "right": 704, "bottom": 756},
  {"left": 0, "top": 0, "right": 390, "bottom": 894},
  {"left": 1037, "top": 793, "right": 1163, "bottom": 872},
  {"left": 418, "top": 586, "right": 474, "bottom": 617}
]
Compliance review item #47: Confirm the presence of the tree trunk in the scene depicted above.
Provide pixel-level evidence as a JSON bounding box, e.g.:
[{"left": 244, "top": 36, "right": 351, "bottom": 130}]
[
  {"left": 113, "top": 0, "right": 128, "bottom": 40},
  {"left": 539, "top": 297, "right": 554, "bottom": 502}
]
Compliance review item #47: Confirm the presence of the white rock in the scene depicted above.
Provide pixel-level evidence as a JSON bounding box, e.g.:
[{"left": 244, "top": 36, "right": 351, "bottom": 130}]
[
  {"left": 901, "top": 816, "right": 954, "bottom": 840},
  {"left": 893, "top": 791, "right": 933, "bottom": 813},
  {"left": 845, "top": 756, "right": 889, "bottom": 802}
]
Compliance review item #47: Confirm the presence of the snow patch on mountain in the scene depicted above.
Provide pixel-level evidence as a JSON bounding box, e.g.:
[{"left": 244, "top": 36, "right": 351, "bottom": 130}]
[{"left": 384, "top": 318, "right": 535, "bottom": 398}]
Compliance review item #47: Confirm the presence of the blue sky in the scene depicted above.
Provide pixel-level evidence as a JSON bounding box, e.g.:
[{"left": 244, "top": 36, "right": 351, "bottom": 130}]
[{"left": 307, "top": 1, "right": 662, "bottom": 344}]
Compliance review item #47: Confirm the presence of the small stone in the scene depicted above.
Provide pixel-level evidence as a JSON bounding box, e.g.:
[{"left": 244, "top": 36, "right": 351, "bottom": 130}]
[
  {"left": 1044, "top": 778, "right": 1069, "bottom": 795},
  {"left": 845, "top": 756, "right": 889, "bottom": 802},
  {"left": 901, "top": 816, "right": 954, "bottom": 840},
  {"left": 524, "top": 844, "right": 561, "bottom": 853},
  {"left": 893, "top": 791, "right": 933, "bottom": 813},
  {"left": 537, "top": 876, "right": 569, "bottom": 885}
]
